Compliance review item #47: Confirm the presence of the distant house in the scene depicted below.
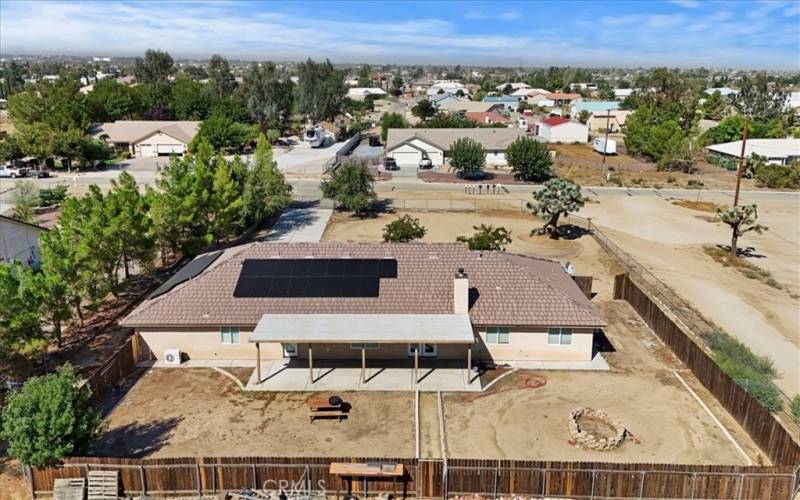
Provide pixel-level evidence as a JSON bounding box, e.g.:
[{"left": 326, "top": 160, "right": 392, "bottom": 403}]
[
  {"left": 570, "top": 101, "right": 620, "bottom": 118},
  {"left": 706, "top": 138, "right": 800, "bottom": 166},
  {"left": 0, "top": 215, "right": 47, "bottom": 267},
  {"left": 535, "top": 117, "right": 588, "bottom": 143},
  {"left": 613, "top": 88, "right": 634, "bottom": 99},
  {"left": 465, "top": 112, "right": 509, "bottom": 126},
  {"left": 430, "top": 94, "right": 466, "bottom": 108},
  {"left": 386, "top": 128, "right": 529, "bottom": 167},
  {"left": 585, "top": 110, "right": 631, "bottom": 133},
  {"left": 439, "top": 100, "right": 504, "bottom": 114},
  {"left": 704, "top": 87, "right": 738, "bottom": 97},
  {"left": 482, "top": 95, "right": 521, "bottom": 112},
  {"left": 512, "top": 88, "right": 550, "bottom": 98},
  {"left": 427, "top": 80, "right": 469, "bottom": 97},
  {"left": 570, "top": 83, "right": 597, "bottom": 91},
  {"left": 347, "top": 87, "right": 387, "bottom": 100},
  {"left": 495, "top": 82, "right": 531, "bottom": 92},
  {"left": 92, "top": 121, "right": 200, "bottom": 158},
  {"left": 545, "top": 92, "right": 582, "bottom": 106}
]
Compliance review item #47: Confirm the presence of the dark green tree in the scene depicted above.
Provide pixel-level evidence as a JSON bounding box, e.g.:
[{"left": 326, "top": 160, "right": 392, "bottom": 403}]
[
  {"left": 733, "top": 72, "right": 787, "bottom": 122},
  {"left": 449, "top": 138, "right": 485, "bottom": 177},
  {"left": 208, "top": 54, "right": 235, "bottom": 98},
  {"left": 383, "top": 215, "right": 427, "bottom": 242},
  {"left": 133, "top": 49, "right": 174, "bottom": 85},
  {"left": 1, "top": 365, "right": 102, "bottom": 466},
  {"left": 702, "top": 90, "right": 727, "bottom": 121},
  {"left": 0, "top": 262, "right": 46, "bottom": 376},
  {"left": 106, "top": 172, "right": 156, "bottom": 279},
  {"left": 169, "top": 78, "right": 215, "bottom": 120},
  {"left": 321, "top": 160, "right": 376, "bottom": 214},
  {"left": 420, "top": 112, "right": 477, "bottom": 128},
  {"left": 192, "top": 115, "right": 258, "bottom": 152},
  {"left": 506, "top": 137, "right": 552, "bottom": 182},
  {"left": 411, "top": 99, "right": 437, "bottom": 119},
  {"left": 242, "top": 134, "right": 293, "bottom": 224},
  {"left": 456, "top": 224, "right": 512, "bottom": 251},
  {"left": 85, "top": 79, "right": 143, "bottom": 122},
  {"left": 379, "top": 112, "right": 409, "bottom": 142},
  {"left": 210, "top": 157, "right": 243, "bottom": 242},
  {"left": 296, "top": 59, "right": 346, "bottom": 122},
  {"left": 238, "top": 62, "right": 294, "bottom": 132}
]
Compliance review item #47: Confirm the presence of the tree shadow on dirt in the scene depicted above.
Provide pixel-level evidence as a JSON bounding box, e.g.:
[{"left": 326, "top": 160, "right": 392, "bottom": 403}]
[
  {"left": 93, "top": 417, "right": 183, "bottom": 458},
  {"left": 715, "top": 244, "right": 767, "bottom": 260},
  {"left": 558, "top": 224, "right": 592, "bottom": 241}
]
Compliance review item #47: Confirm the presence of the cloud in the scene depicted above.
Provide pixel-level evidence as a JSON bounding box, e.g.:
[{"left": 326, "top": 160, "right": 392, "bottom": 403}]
[
  {"left": 464, "top": 9, "right": 521, "bottom": 21},
  {"left": 669, "top": 0, "right": 700, "bottom": 8},
  {"left": 786, "top": 4, "right": 800, "bottom": 16},
  {"left": 646, "top": 14, "right": 686, "bottom": 27},
  {"left": 600, "top": 15, "right": 640, "bottom": 26}
]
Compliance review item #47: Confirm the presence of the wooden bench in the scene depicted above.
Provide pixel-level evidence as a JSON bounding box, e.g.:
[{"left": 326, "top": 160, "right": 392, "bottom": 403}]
[{"left": 309, "top": 409, "right": 346, "bottom": 422}]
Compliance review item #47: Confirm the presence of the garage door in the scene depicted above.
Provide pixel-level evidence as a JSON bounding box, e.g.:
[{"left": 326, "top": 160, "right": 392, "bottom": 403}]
[
  {"left": 391, "top": 151, "right": 422, "bottom": 167},
  {"left": 157, "top": 144, "right": 184, "bottom": 156},
  {"left": 138, "top": 144, "right": 156, "bottom": 158}
]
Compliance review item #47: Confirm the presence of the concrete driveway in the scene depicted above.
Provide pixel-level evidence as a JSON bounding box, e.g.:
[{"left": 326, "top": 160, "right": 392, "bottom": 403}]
[{"left": 277, "top": 141, "right": 349, "bottom": 175}]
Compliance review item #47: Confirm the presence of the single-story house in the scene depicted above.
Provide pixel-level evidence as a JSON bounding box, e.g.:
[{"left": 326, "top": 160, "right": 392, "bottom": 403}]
[
  {"left": 704, "top": 87, "right": 738, "bottom": 97},
  {"left": 535, "top": 116, "right": 589, "bottom": 143},
  {"left": 427, "top": 81, "right": 469, "bottom": 97},
  {"left": 0, "top": 215, "right": 47, "bottom": 267},
  {"left": 92, "top": 121, "right": 200, "bottom": 158},
  {"left": 120, "top": 242, "right": 605, "bottom": 389},
  {"left": 439, "top": 100, "right": 504, "bottom": 114},
  {"left": 495, "top": 82, "right": 530, "bottom": 92},
  {"left": 431, "top": 94, "right": 468, "bottom": 108},
  {"left": 585, "top": 110, "right": 632, "bottom": 133},
  {"left": 545, "top": 92, "right": 582, "bottom": 106},
  {"left": 570, "top": 101, "right": 620, "bottom": 118},
  {"left": 705, "top": 138, "right": 800, "bottom": 166},
  {"left": 483, "top": 95, "right": 521, "bottom": 112},
  {"left": 346, "top": 87, "right": 387, "bottom": 100},
  {"left": 465, "top": 112, "right": 509, "bottom": 126},
  {"left": 386, "top": 127, "right": 528, "bottom": 167},
  {"left": 512, "top": 88, "right": 550, "bottom": 98}
]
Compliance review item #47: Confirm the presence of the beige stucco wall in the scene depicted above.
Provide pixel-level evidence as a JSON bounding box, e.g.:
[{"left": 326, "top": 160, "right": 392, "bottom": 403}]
[
  {"left": 586, "top": 115, "right": 622, "bottom": 132},
  {"left": 473, "top": 326, "right": 595, "bottom": 362},
  {"left": 138, "top": 325, "right": 595, "bottom": 363},
  {"left": 0, "top": 218, "right": 43, "bottom": 266}
]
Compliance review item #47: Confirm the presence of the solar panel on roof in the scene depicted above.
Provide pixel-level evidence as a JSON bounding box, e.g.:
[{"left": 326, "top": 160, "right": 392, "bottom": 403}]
[
  {"left": 149, "top": 250, "right": 223, "bottom": 299},
  {"left": 233, "top": 258, "right": 397, "bottom": 298}
]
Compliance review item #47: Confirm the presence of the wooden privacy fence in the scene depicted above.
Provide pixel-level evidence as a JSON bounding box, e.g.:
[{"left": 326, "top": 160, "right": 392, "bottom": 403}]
[
  {"left": 614, "top": 274, "right": 800, "bottom": 467},
  {"left": 83, "top": 334, "right": 141, "bottom": 403},
  {"left": 26, "top": 457, "right": 800, "bottom": 499}
]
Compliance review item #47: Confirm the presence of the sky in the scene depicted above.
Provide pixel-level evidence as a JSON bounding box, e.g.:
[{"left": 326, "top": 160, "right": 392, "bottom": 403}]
[{"left": 1, "top": 0, "right": 799, "bottom": 69}]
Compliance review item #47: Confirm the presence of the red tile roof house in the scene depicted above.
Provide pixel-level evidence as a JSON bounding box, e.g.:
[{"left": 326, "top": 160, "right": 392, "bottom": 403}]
[
  {"left": 464, "top": 111, "right": 509, "bottom": 126},
  {"left": 534, "top": 116, "right": 589, "bottom": 143},
  {"left": 121, "top": 242, "right": 605, "bottom": 391}
]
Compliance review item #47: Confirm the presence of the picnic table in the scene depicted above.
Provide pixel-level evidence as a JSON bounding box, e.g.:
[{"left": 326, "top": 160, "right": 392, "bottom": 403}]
[{"left": 308, "top": 395, "right": 346, "bottom": 422}]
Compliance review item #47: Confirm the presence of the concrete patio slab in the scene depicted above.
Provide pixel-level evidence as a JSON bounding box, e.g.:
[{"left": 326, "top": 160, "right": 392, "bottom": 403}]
[
  {"left": 245, "top": 360, "right": 481, "bottom": 392},
  {"left": 505, "top": 353, "right": 609, "bottom": 371},
  {"left": 263, "top": 204, "right": 332, "bottom": 243}
]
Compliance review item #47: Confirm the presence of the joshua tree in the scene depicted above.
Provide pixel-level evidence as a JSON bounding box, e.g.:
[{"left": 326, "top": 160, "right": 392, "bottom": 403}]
[{"left": 717, "top": 204, "right": 767, "bottom": 257}]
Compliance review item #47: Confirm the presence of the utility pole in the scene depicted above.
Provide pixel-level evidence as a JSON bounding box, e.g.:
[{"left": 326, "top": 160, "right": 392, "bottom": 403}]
[
  {"left": 601, "top": 110, "right": 611, "bottom": 182},
  {"left": 733, "top": 115, "right": 749, "bottom": 207}
]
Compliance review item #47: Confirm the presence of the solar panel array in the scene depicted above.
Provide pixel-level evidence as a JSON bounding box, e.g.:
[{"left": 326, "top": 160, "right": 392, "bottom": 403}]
[
  {"left": 233, "top": 258, "right": 398, "bottom": 298},
  {"left": 149, "top": 250, "right": 223, "bottom": 299}
]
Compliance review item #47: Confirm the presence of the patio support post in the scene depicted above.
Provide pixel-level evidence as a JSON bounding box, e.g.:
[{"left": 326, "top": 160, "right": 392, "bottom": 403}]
[
  {"left": 467, "top": 345, "right": 472, "bottom": 383},
  {"left": 256, "top": 342, "right": 261, "bottom": 383},
  {"left": 308, "top": 343, "right": 314, "bottom": 383},
  {"left": 361, "top": 347, "right": 366, "bottom": 384},
  {"left": 414, "top": 348, "right": 419, "bottom": 384}
]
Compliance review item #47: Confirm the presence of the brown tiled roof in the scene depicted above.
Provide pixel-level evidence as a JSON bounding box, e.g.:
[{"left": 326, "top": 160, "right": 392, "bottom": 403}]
[{"left": 121, "top": 243, "right": 605, "bottom": 328}]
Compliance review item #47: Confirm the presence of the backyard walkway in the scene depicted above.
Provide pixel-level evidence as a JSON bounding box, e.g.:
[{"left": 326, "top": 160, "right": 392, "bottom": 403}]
[{"left": 263, "top": 201, "right": 332, "bottom": 243}]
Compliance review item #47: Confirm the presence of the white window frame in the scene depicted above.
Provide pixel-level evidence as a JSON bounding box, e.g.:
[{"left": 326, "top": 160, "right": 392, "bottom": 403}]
[
  {"left": 350, "top": 343, "right": 379, "bottom": 350},
  {"left": 547, "top": 327, "right": 573, "bottom": 346},
  {"left": 485, "top": 326, "right": 510, "bottom": 344},
  {"left": 408, "top": 343, "right": 438, "bottom": 358},
  {"left": 220, "top": 326, "right": 240, "bottom": 345}
]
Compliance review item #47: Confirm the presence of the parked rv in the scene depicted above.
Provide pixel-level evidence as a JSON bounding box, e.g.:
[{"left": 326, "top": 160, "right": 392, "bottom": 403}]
[{"left": 593, "top": 138, "right": 616, "bottom": 155}]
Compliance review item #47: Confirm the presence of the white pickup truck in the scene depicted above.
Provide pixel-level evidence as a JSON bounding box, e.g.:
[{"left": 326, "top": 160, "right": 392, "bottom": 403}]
[{"left": 0, "top": 164, "right": 28, "bottom": 178}]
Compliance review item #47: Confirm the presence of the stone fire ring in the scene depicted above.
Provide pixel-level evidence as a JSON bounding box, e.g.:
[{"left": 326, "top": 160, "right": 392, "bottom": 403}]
[{"left": 568, "top": 407, "right": 628, "bottom": 451}]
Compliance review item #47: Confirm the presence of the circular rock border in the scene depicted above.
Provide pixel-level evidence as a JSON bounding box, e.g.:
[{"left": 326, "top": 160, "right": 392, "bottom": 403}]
[{"left": 568, "top": 407, "right": 628, "bottom": 451}]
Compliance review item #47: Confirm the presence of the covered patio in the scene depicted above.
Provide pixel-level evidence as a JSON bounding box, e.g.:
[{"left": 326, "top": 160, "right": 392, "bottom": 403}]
[{"left": 247, "top": 313, "right": 481, "bottom": 392}]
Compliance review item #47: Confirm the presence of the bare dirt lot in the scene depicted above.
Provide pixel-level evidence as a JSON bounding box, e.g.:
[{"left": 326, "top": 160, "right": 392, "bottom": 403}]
[
  {"left": 95, "top": 369, "right": 415, "bottom": 458},
  {"left": 580, "top": 193, "right": 800, "bottom": 395}
]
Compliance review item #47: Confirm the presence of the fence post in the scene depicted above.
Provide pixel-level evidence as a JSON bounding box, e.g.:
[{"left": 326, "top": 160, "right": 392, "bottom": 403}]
[
  {"left": 140, "top": 465, "right": 146, "bottom": 496},
  {"left": 195, "top": 464, "right": 201, "bottom": 495},
  {"left": 639, "top": 471, "right": 645, "bottom": 498},
  {"left": 493, "top": 460, "right": 499, "bottom": 499},
  {"left": 252, "top": 464, "right": 257, "bottom": 489},
  {"left": 590, "top": 470, "right": 596, "bottom": 499}
]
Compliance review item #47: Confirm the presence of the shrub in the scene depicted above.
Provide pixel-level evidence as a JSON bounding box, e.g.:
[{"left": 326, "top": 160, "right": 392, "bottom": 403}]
[
  {"left": 321, "top": 160, "right": 376, "bottom": 214},
  {"left": 456, "top": 224, "right": 512, "bottom": 251},
  {"left": 735, "top": 379, "right": 782, "bottom": 412},
  {"left": 38, "top": 184, "right": 69, "bottom": 207},
  {"left": 506, "top": 137, "right": 552, "bottom": 182},
  {"left": 754, "top": 162, "right": 800, "bottom": 189},
  {"left": 791, "top": 395, "right": 800, "bottom": 424},
  {"left": 1, "top": 365, "right": 102, "bottom": 466},
  {"left": 667, "top": 175, "right": 676, "bottom": 184},
  {"left": 382, "top": 215, "right": 427, "bottom": 242},
  {"left": 686, "top": 179, "right": 704, "bottom": 188}
]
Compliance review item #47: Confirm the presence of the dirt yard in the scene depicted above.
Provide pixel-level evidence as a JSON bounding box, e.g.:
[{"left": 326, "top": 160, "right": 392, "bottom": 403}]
[
  {"left": 95, "top": 369, "right": 415, "bottom": 458},
  {"left": 580, "top": 193, "right": 800, "bottom": 396},
  {"left": 435, "top": 300, "right": 764, "bottom": 464},
  {"left": 551, "top": 143, "right": 758, "bottom": 190}
]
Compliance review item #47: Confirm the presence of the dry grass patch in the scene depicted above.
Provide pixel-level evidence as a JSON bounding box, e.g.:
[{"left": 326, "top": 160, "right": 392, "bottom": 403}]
[
  {"left": 703, "top": 245, "right": 781, "bottom": 290},
  {"left": 672, "top": 199, "right": 725, "bottom": 213}
]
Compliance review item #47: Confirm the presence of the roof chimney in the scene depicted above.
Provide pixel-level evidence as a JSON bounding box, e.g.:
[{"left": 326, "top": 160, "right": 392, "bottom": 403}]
[{"left": 454, "top": 268, "right": 469, "bottom": 314}]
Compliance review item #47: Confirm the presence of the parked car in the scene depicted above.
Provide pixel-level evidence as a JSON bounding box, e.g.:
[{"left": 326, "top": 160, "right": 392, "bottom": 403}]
[
  {"left": 418, "top": 157, "right": 433, "bottom": 169},
  {"left": 27, "top": 167, "right": 51, "bottom": 178},
  {"left": 0, "top": 164, "right": 28, "bottom": 178},
  {"left": 456, "top": 169, "right": 488, "bottom": 180},
  {"left": 384, "top": 157, "right": 400, "bottom": 171}
]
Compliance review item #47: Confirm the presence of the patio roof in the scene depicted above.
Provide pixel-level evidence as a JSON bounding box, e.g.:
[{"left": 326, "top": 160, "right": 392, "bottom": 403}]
[{"left": 250, "top": 314, "right": 474, "bottom": 344}]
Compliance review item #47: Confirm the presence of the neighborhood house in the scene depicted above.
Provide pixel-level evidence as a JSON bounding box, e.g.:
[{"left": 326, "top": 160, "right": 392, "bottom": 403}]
[
  {"left": 586, "top": 109, "right": 631, "bottom": 133},
  {"left": 0, "top": 215, "right": 47, "bottom": 267},
  {"left": 385, "top": 128, "right": 528, "bottom": 167},
  {"left": 535, "top": 116, "right": 589, "bottom": 143},
  {"left": 705, "top": 138, "right": 800, "bottom": 166},
  {"left": 120, "top": 242, "right": 605, "bottom": 389},
  {"left": 92, "top": 120, "right": 200, "bottom": 158}
]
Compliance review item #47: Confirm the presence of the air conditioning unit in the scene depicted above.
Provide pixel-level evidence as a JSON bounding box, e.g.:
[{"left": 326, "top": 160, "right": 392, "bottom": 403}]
[{"left": 163, "top": 349, "right": 182, "bottom": 366}]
